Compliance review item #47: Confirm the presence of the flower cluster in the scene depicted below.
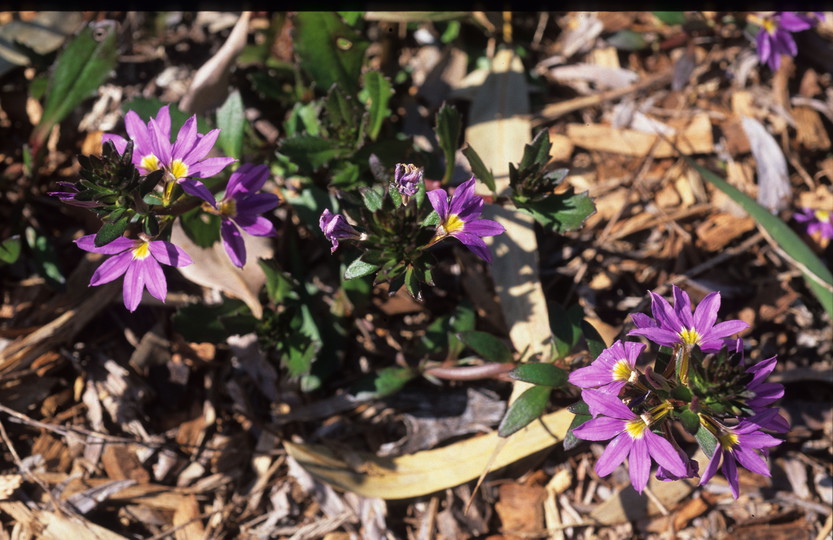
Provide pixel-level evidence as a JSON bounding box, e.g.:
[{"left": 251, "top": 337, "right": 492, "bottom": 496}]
[
  {"left": 751, "top": 12, "right": 824, "bottom": 71},
  {"left": 318, "top": 164, "right": 505, "bottom": 297},
  {"left": 794, "top": 207, "right": 833, "bottom": 240},
  {"left": 569, "top": 285, "right": 787, "bottom": 498},
  {"left": 52, "top": 105, "right": 279, "bottom": 311}
]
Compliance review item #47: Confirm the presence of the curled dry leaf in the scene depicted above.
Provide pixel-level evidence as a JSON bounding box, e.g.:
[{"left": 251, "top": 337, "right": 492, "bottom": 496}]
[
  {"left": 741, "top": 116, "right": 791, "bottom": 213},
  {"left": 171, "top": 221, "right": 271, "bottom": 319}
]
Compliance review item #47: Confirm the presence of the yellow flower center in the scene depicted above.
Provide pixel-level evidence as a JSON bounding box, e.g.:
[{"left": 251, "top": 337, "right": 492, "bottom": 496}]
[
  {"left": 140, "top": 154, "right": 160, "bottom": 172},
  {"left": 815, "top": 210, "right": 830, "bottom": 222},
  {"left": 679, "top": 328, "right": 701, "bottom": 346},
  {"left": 763, "top": 19, "right": 777, "bottom": 34},
  {"left": 718, "top": 432, "right": 739, "bottom": 450},
  {"left": 611, "top": 359, "right": 633, "bottom": 381},
  {"left": 440, "top": 214, "right": 465, "bottom": 235},
  {"left": 170, "top": 159, "right": 189, "bottom": 179},
  {"left": 625, "top": 417, "right": 648, "bottom": 439},
  {"left": 132, "top": 241, "right": 151, "bottom": 260},
  {"left": 219, "top": 198, "right": 237, "bottom": 218}
]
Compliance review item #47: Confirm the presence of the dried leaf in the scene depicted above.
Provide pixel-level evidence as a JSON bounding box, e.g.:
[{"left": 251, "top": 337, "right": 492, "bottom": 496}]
[
  {"left": 171, "top": 221, "right": 271, "bottom": 319},
  {"left": 180, "top": 12, "right": 251, "bottom": 114},
  {"left": 548, "top": 64, "right": 638, "bottom": 91},
  {"left": 741, "top": 116, "right": 791, "bottom": 213}
]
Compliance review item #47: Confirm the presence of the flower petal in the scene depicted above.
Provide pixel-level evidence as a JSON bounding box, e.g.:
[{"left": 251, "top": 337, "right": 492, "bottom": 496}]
[
  {"left": 733, "top": 447, "right": 771, "bottom": 477},
  {"left": 427, "top": 188, "right": 449, "bottom": 219},
  {"left": 571, "top": 417, "right": 625, "bottom": 441},
  {"left": 448, "top": 177, "right": 477, "bottom": 217},
  {"left": 628, "top": 327, "right": 681, "bottom": 348},
  {"left": 188, "top": 157, "right": 236, "bottom": 179},
  {"left": 101, "top": 134, "right": 128, "bottom": 156},
  {"left": 75, "top": 234, "right": 135, "bottom": 254},
  {"left": 148, "top": 240, "right": 192, "bottom": 267},
  {"left": 699, "top": 448, "right": 723, "bottom": 486},
  {"left": 182, "top": 128, "right": 221, "bottom": 164},
  {"left": 673, "top": 286, "right": 694, "bottom": 328},
  {"left": 122, "top": 259, "right": 145, "bottom": 312},
  {"left": 581, "top": 389, "right": 634, "bottom": 420},
  {"left": 463, "top": 218, "right": 505, "bottom": 237},
  {"left": 89, "top": 251, "right": 132, "bottom": 286},
  {"left": 140, "top": 257, "right": 167, "bottom": 301},
  {"left": 235, "top": 193, "right": 280, "bottom": 216},
  {"left": 649, "top": 291, "right": 683, "bottom": 333},
  {"left": 124, "top": 110, "right": 153, "bottom": 153},
  {"left": 451, "top": 232, "right": 492, "bottom": 263},
  {"left": 178, "top": 177, "right": 217, "bottom": 205},
  {"left": 595, "top": 433, "right": 632, "bottom": 477},
  {"left": 778, "top": 12, "right": 813, "bottom": 32},
  {"left": 693, "top": 291, "right": 720, "bottom": 332},
  {"left": 645, "top": 431, "right": 687, "bottom": 477},
  {"left": 171, "top": 115, "right": 198, "bottom": 160},
  {"left": 235, "top": 215, "right": 276, "bottom": 236},
  {"left": 221, "top": 219, "right": 246, "bottom": 267},
  {"left": 721, "top": 453, "right": 740, "bottom": 499},
  {"left": 148, "top": 117, "right": 172, "bottom": 165},
  {"left": 629, "top": 437, "right": 650, "bottom": 493}
]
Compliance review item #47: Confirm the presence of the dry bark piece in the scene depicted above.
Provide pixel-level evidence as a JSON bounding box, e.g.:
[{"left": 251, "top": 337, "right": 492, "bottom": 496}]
[
  {"left": 695, "top": 213, "right": 756, "bottom": 252},
  {"left": 495, "top": 482, "right": 547, "bottom": 537}
]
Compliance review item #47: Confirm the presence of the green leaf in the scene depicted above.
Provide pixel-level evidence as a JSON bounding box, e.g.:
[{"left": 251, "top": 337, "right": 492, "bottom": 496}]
[
  {"left": 278, "top": 135, "right": 351, "bottom": 173},
  {"left": 217, "top": 90, "right": 245, "bottom": 160},
  {"left": 259, "top": 259, "right": 300, "bottom": 304},
  {"left": 550, "top": 302, "right": 584, "bottom": 360},
  {"left": 404, "top": 265, "right": 420, "bottom": 299},
  {"left": 344, "top": 257, "right": 380, "bottom": 280},
  {"left": 653, "top": 11, "right": 686, "bottom": 25},
  {"left": 498, "top": 385, "right": 551, "bottom": 438},
  {"left": 179, "top": 207, "right": 221, "bottom": 248},
  {"left": 0, "top": 235, "right": 22, "bottom": 265},
  {"left": 293, "top": 12, "right": 369, "bottom": 96},
  {"left": 671, "top": 384, "right": 693, "bottom": 402},
  {"left": 508, "top": 363, "right": 567, "bottom": 387},
  {"left": 435, "top": 103, "right": 461, "bottom": 185},
  {"left": 456, "top": 330, "right": 514, "bottom": 363},
  {"left": 352, "top": 367, "right": 415, "bottom": 400},
  {"left": 680, "top": 409, "right": 700, "bottom": 434},
  {"left": 362, "top": 71, "right": 393, "bottom": 141},
  {"left": 462, "top": 144, "right": 496, "bottom": 193},
  {"left": 173, "top": 300, "right": 257, "bottom": 343},
  {"left": 515, "top": 190, "right": 596, "bottom": 233},
  {"left": 607, "top": 29, "right": 650, "bottom": 51},
  {"left": 24, "top": 227, "right": 65, "bottom": 288},
  {"left": 31, "top": 23, "right": 118, "bottom": 155},
  {"left": 422, "top": 210, "right": 441, "bottom": 227},
  {"left": 285, "top": 101, "right": 323, "bottom": 137},
  {"left": 519, "top": 129, "right": 552, "bottom": 173},
  {"left": 360, "top": 185, "right": 385, "bottom": 212},
  {"left": 581, "top": 320, "right": 607, "bottom": 360},
  {"left": 694, "top": 422, "right": 718, "bottom": 459},
  {"left": 563, "top": 400, "right": 591, "bottom": 452},
  {"left": 94, "top": 215, "right": 130, "bottom": 247},
  {"left": 689, "top": 159, "right": 833, "bottom": 318}
]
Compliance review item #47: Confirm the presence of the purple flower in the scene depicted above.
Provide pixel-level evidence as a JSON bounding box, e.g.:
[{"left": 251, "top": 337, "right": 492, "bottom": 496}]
[
  {"left": 568, "top": 340, "right": 645, "bottom": 394},
  {"left": 426, "top": 177, "right": 505, "bottom": 263},
  {"left": 656, "top": 446, "right": 700, "bottom": 482},
  {"left": 699, "top": 414, "right": 783, "bottom": 499},
  {"left": 745, "top": 355, "right": 784, "bottom": 410},
  {"left": 48, "top": 182, "right": 99, "bottom": 208},
  {"left": 572, "top": 389, "right": 687, "bottom": 494},
  {"left": 319, "top": 209, "right": 362, "bottom": 253},
  {"left": 75, "top": 234, "right": 192, "bottom": 312},
  {"left": 212, "top": 164, "right": 279, "bottom": 267},
  {"left": 395, "top": 163, "right": 422, "bottom": 198},
  {"left": 794, "top": 208, "right": 833, "bottom": 239},
  {"left": 754, "top": 12, "right": 818, "bottom": 71},
  {"left": 103, "top": 105, "right": 235, "bottom": 204},
  {"left": 628, "top": 285, "right": 749, "bottom": 353}
]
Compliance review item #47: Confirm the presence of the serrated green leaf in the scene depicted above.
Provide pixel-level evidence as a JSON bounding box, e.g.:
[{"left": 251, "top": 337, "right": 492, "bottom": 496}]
[
  {"left": 278, "top": 135, "right": 350, "bottom": 173},
  {"left": 293, "top": 12, "right": 369, "bottom": 96},
  {"left": 509, "top": 363, "right": 568, "bottom": 387},
  {"left": 179, "top": 207, "right": 221, "bottom": 248},
  {"left": 259, "top": 259, "right": 300, "bottom": 304},
  {"left": 285, "top": 101, "right": 323, "bottom": 137},
  {"left": 461, "top": 144, "right": 496, "bottom": 193},
  {"left": 217, "top": 90, "right": 245, "bottom": 159},
  {"left": 498, "top": 385, "right": 551, "bottom": 438},
  {"left": 94, "top": 215, "right": 130, "bottom": 247},
  {"left": 688, "top": 159, "right": 833, "bottom": 318},
  {"left": 344, "top": 257, "right": 380, "bottom": 280},
  {"left": 435, "top": 103, "right": 461, "bottom": 185},
  {"left": 515, "top": 190, "right": 596, "bottom": 233},
  {"left": 31, "top": 23, "right": 118, "bottom": 156},
  {"left": 352, "top": 367, "right": 415, "bottom": 400},
  {"left": 457, "top": 330, "right": 514, "bottom": 364},
  {"left": 362, "top": 71, "right": 392, "bottom": 141},
  {"left": 422, "top": 210, "right": 440, "bottom": 227},
  {"left": 581, "top": 320, "right": 607, "bottom": 360},
  {"left": 519, "top": 129, "right": 552, "bottom": 173},
  {"left": 404, "top": 265, "right": 420, "bottom": 299},
  {"left": 360, "top": 186, "right": 385, "bottom": 212},
  {"left": 0, "top": 235, "right": 22, "bottom": 265}
]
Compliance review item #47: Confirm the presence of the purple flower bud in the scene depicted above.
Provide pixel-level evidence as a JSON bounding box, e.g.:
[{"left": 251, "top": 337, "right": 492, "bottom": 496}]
[
  {"left": 319, "top": 209, "right": 362, "bottom": 253},
  {"left": 48, "top": 182, "right": 100, "bottom": 208},
  {"left": 395, "top": 163, "right": 423, "bottom": 198}
]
